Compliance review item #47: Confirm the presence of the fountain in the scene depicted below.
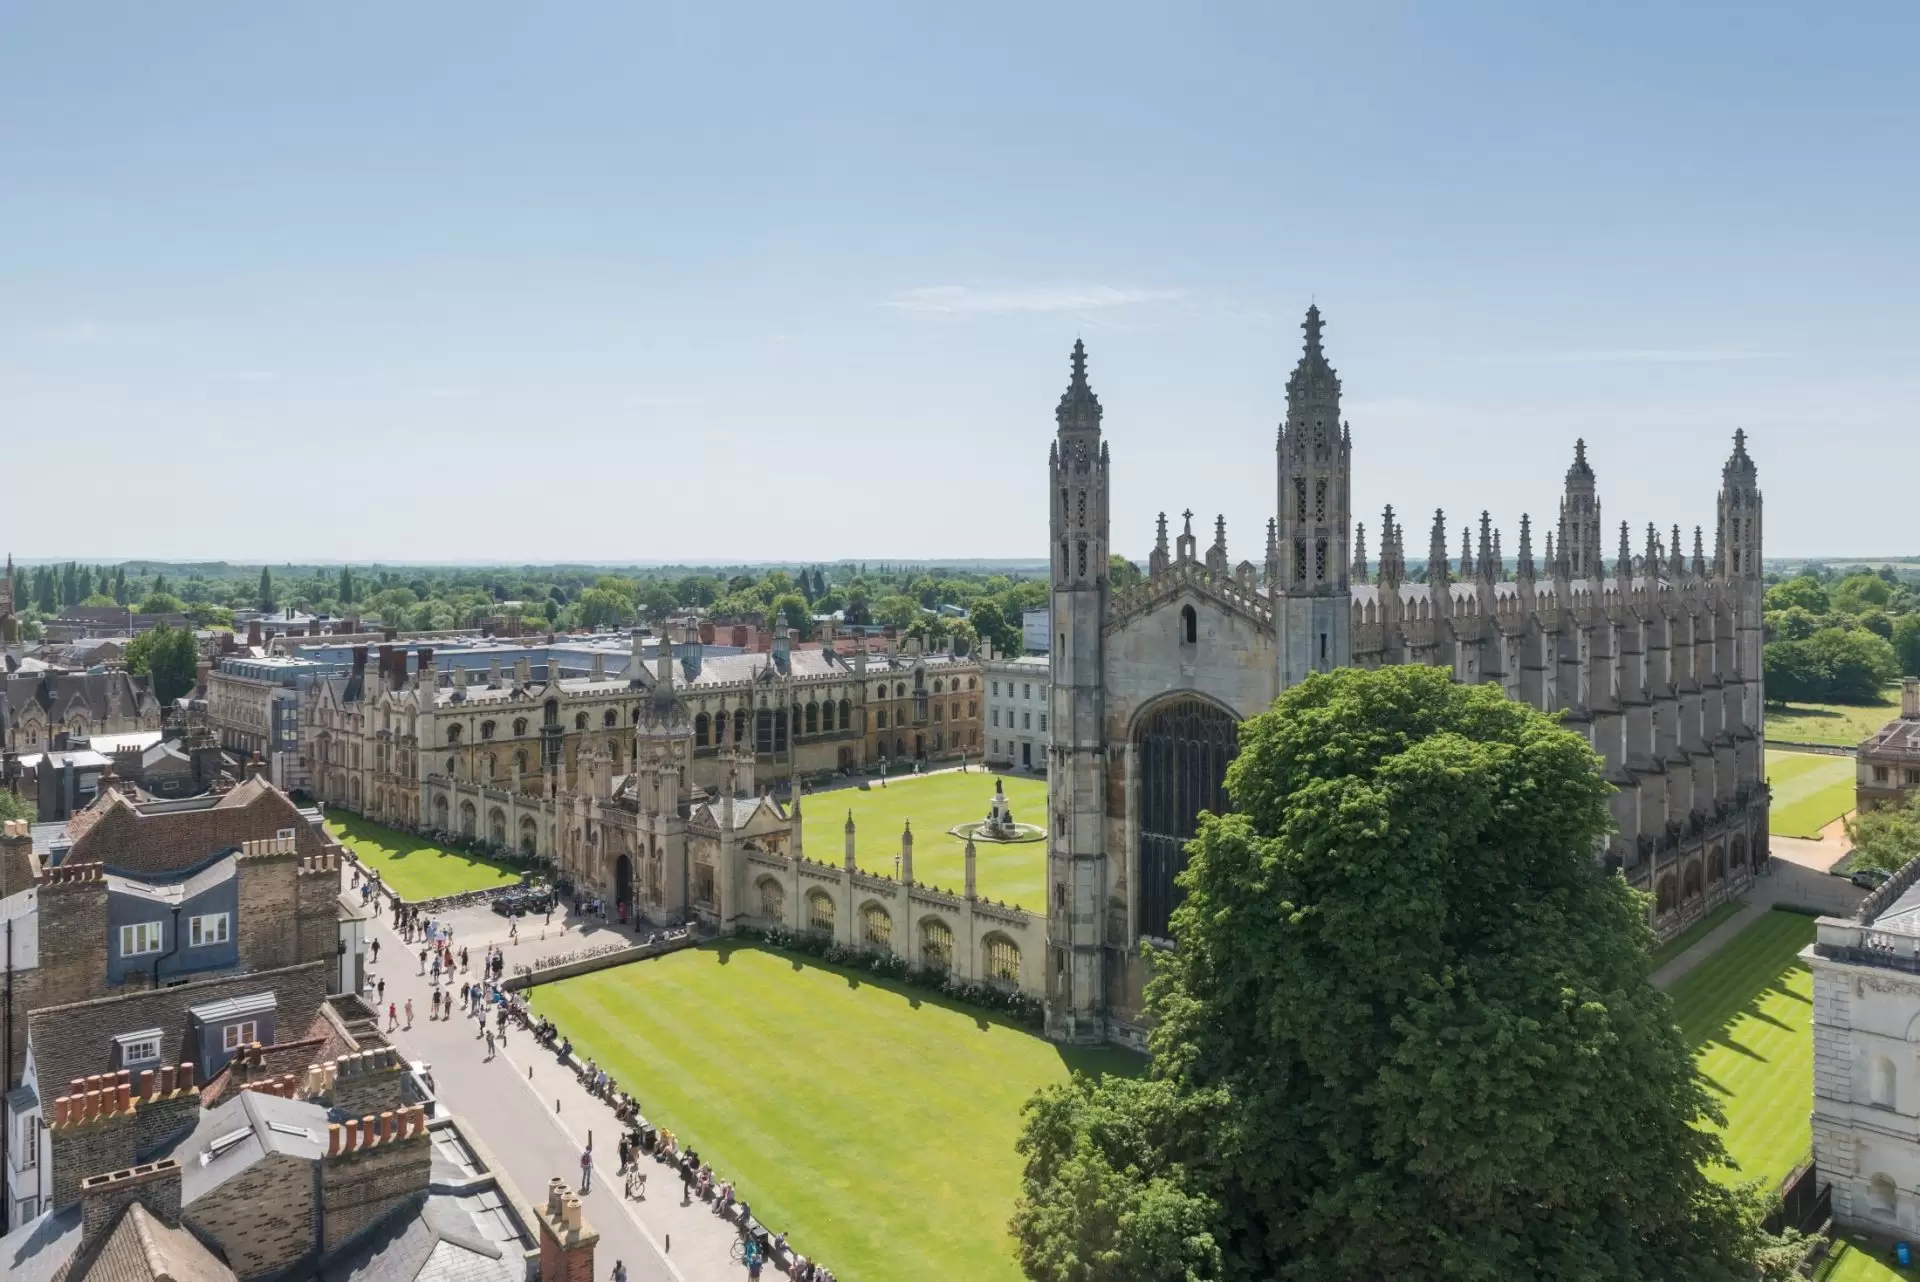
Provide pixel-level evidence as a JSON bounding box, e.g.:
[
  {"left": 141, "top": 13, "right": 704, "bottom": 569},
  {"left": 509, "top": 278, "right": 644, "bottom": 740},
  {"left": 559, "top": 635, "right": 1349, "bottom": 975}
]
[{"left": 949, "top": 778, "right": 1045, "bottom": 844}]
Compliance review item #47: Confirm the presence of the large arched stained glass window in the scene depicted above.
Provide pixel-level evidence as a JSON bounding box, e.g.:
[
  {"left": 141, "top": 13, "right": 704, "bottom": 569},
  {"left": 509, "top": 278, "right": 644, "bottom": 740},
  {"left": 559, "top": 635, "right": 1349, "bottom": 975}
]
[{"left": 1135, "top": 697, "right": 1238, "bottom": 941}]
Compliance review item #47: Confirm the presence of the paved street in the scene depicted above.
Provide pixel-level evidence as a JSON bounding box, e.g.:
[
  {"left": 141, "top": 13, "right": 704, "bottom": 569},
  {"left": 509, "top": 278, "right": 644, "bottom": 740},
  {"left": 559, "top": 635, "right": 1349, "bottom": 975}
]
[{"left": 348, "top": 875, "right": 750, "bottom": 1282}]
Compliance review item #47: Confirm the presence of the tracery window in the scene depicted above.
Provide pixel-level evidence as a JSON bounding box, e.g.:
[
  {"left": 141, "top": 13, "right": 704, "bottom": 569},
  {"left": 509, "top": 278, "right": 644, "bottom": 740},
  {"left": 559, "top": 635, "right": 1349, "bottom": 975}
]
[
  {"left": 513, "top": 718, "right": 528, "bottom": 736},
  {"left": 480, "top": 721, "right": 495, "bottom": 739},
  {"left": 921, "top": 919, "right": 954, "bottom": 970},
  {"left": 985, "top": 936, "right": 1020, "bottom": 984},
  {"left": 807, "top": 891, "right": 835, "bottom": 934},
  {"left": 446, "top": 725, "right": 462, "bottom": 744},
  {"left": 862, "top": 904, "right": 892, "bottom": 948},
  {"left": 575, "top": 712, "right": 588, "bottom": 730},
  {"left": 603, "top": 710, "right": 617, "bottom": 728}
]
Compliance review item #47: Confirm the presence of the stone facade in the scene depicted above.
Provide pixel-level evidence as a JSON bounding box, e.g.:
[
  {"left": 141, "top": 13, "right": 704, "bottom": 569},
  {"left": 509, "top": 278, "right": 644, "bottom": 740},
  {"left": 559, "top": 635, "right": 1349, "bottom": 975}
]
[
  {"left": 307, "top": 635, "right": 982, "bottom": 862},
  {"left": 1, "top": 669, "right": 161, "bottom": 753},
  {"left": 1045, "top": 311, "right": 1770, "bottom": 1044},
  {"left": 984, "top": 654, "right": 1050, "bottom": 771},
  {"left": 1809, "top": 865, "right": 1920, "bottom": 1235},
  {"left": 186, "top": 1149, "right": 315, "bottom": 1278}
]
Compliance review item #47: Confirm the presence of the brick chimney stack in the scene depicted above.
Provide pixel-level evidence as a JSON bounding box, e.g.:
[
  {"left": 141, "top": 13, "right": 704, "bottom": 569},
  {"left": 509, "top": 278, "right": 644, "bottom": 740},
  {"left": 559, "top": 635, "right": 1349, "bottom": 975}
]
[{"left": 535, "top": 1178, "right": 600, "bottom": 1282}]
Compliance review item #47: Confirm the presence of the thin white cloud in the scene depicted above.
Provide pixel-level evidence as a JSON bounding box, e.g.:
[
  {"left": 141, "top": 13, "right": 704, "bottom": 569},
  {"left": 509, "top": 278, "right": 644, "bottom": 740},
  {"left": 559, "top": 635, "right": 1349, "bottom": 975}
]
[
  {"left": 884, "top": 284, "right": 1185, "bottom": 315},
  {"left": 1468, "top": 342, "right": 1781, "bottom": 366}
]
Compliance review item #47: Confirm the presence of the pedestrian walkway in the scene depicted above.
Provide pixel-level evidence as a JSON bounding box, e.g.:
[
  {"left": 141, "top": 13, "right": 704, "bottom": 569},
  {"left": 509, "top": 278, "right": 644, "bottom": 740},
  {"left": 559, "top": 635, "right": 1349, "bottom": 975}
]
[{"left": 349, "top": 871, "right": 749, "bottom": 1281}]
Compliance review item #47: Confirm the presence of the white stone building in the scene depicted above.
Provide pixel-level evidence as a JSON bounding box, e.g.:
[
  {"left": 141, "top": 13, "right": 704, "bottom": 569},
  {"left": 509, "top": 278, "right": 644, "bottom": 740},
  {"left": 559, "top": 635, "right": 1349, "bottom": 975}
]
[
  {"left": 984, "top": 655, "right": 1049, "bottom": 772},
  {"left": 1811, "top": 866, "right": 1920, "bottom": 1235}
]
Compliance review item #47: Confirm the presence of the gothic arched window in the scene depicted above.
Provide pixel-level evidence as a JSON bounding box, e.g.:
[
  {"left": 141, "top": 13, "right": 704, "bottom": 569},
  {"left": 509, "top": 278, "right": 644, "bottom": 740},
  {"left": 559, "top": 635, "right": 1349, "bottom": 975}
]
[
  {"left": 1135, "top": 698, "right": 1238, "bottom": 941},
  {"left": 603, "top": 709, "right": 617, "bottom": 728},
  {"left": 695, "top": 713, "right": 710, "bottom": 747},
  {"left": 1181, "top": 605, "right": 1197, "bottom": 645},
  {"left": 480, "top": 720, "right": 495, "bottom": 740},
  {"left": 513, "top": 718, "right": 528, "bottom": 736},
  {"left": 575, "top": 712, "right": 588, "bottom": 730}
]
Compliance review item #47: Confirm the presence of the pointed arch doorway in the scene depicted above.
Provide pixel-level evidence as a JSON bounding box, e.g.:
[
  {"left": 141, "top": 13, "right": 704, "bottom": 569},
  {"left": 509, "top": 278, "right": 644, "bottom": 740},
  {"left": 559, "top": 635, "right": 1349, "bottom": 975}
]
[{"left": 616, "top": 853, "right": 635, "bottom": 924}]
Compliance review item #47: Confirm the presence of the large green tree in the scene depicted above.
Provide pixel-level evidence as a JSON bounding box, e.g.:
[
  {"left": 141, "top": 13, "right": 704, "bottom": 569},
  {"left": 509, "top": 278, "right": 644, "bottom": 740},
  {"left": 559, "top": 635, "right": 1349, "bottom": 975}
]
[
  {"left": 124, "top": 623, "right": 200, "bottom": 705},
  {"left": 1847, "top": 796, "right": 1920, "bottom": 876},
  {"left": 1013, "top": 666, "right": 1761, "bottom": 1282}
]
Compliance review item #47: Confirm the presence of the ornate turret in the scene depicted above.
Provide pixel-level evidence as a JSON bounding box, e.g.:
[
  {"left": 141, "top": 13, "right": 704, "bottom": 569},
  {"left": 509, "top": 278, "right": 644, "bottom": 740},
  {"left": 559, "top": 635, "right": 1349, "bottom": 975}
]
[
  {"left": 1692, "top": 525, "right": 1708, "bottom": 579},
  {"left": 1718, "top": 428, "right": 1762, "bottom": 580},
  {"left": 1428, "top": 509, "right": 1450, "bottom": 587},
  {"left": 1275, "top": 305, "right": 1354, "bottom": 686},
  {"left": 1616, "top": 521, "right": 1633, "bottom": 589},
  {"left": 1205, "top": 514, "right": 1228, "bottom": 575},
  {"left": 1516, "top": 513, "right": 1536, "bottom": 582},
  {"left": 1149, "top": 512, "right": 1170, "bottom": 577},
  {"left": 1377, "top": 505, "right": 1403, "bottom": 589},
  {"left": 1459, "top": 525, "right": 1475, "bottom": 582},
  {"left": 1476, "top": 512, "right": 1494, "bottom": 585},
  {"left": 1351, "top": 522, "right": 1369, "bottom": 584},
  {"left": 1562, "top": 438, "right": 1603, "bottom": 579}
]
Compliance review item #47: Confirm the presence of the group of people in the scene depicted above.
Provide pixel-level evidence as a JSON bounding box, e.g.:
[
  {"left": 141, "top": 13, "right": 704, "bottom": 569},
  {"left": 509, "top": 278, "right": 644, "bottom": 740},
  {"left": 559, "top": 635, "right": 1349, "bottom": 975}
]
[{"left": 350, "top": 867, "right": 386, "bottom": 914}]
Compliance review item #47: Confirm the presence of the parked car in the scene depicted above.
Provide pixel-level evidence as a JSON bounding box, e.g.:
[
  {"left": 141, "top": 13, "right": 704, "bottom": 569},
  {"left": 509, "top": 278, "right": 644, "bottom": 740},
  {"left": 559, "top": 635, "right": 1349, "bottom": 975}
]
[{"left": 1851, "top": 866, "right": 1891, "bottom": 890}]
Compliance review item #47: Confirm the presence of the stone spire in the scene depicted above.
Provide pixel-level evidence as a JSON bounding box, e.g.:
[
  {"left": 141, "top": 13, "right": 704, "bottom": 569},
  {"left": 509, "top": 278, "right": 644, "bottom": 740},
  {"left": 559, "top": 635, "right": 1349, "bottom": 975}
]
[
  {"left": 1459, "top": 525, "right": 1474, "bottom": 582},
  {"left": 1149, "top": 512, "right": 1170, "bottom": 577},
  {"left": 1205, "top": 514, "right": 1228, "bottom": 575},
  {"left": 1545, "top": 529, "right": 1557, "bottom": 577},
  {"left": 1644, "top": 523, "right": 1661, "bottom": 581},
  {"left": 1351, "top": 522, "right": 1369, "bottom": 584},
  {"left": 1669, "top": 524, "right": 1686, "bottom": 580},
  {"left": 1175, "top": 510, "right": 1197, "bottom": 564},
  {"left": 1428, "top": 509, "right": 1450, "bottom": 586},
  {"left": 1616, "top": 520, "right": 1632, "bottom": 587},
  {"left": 1692, "top": 525, "right": 1708, "bottom": 579},
  {"left": 1718, "top": 428, "right": 1762, "bottom": 579},
  {"left": 1492, "top": 527, "right": 1504, "bottom": 581},
  {"left": 1378, "top": 505, "right": 1402, "bottom": 588},
  {"left": 1264, "top": 517, "right": 1279, "bottom": 586},
  {"left": 1055, "top": 338, "right": 1102, "bottom": 435},
  {"left": 1517, "top": 513, "right": 1535, "bottom": 581},
  {"left": 1562, "top": 438, "right": 1602, "bottom": 579},
  {"left": 1476, "top": 512, "right": 1494, "bottom": 584}
]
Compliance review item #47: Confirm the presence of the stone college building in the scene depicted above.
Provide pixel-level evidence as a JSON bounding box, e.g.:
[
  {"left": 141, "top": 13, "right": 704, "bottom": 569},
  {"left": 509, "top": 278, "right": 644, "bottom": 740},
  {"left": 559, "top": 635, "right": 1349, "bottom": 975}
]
[{"left": 1044, "top": 308, "right": 1769, "bottom": 1044}]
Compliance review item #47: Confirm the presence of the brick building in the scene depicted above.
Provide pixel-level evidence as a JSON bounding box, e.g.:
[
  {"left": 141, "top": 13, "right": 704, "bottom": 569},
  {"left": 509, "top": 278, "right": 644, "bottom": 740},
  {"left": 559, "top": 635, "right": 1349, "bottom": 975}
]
[{"left": 2, "top": 774, "right": 353, "bottom": 1228}]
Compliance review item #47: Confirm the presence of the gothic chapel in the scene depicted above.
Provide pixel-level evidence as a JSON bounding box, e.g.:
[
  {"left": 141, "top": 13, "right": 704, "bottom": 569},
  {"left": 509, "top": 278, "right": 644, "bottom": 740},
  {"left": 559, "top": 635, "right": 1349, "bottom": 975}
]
[{"left": 1044, "top": 308, "right": 1769, "bottom": 1045}]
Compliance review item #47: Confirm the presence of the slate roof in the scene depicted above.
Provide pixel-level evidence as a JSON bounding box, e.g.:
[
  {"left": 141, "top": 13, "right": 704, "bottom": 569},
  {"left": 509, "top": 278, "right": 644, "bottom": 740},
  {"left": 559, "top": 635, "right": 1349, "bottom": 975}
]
[
  {"left": 1862, "top": 714, "right": 1920, "bottom": 764},
  {"left": 2, "top": 671, "right": 155, "bottom": 728},
  {"left": 0, "top": 1203, "right": 83, "bottom": 1282},
  {"left": 63, "top": 1202, "right": 233, "bottom": 1282},
  {"left": 174, "top": 1090, "right": 330, "bottom": 1205},
  {"left": 318, "top": 1193, "right": 520, "bottom": 1282}
]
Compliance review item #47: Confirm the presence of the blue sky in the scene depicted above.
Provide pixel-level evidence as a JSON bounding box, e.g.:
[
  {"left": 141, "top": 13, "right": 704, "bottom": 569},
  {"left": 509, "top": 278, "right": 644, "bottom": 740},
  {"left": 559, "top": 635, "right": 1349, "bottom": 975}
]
[{"left": 4, "top": 3, "right": 1914, "bottom": 563}]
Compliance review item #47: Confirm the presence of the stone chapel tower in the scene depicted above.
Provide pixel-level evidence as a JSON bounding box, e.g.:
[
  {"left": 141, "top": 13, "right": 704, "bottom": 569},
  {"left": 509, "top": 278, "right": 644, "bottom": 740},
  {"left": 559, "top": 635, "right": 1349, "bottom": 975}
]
[
  {"left": 1275, "top": 305, "right": 1353, "bottom": 688},
  {"left": 1046, "top": 339, "right": 1111, "bottom": 1044},
  {"left": 1719, "top": 429, "right": 1767, "bottom": 731}
]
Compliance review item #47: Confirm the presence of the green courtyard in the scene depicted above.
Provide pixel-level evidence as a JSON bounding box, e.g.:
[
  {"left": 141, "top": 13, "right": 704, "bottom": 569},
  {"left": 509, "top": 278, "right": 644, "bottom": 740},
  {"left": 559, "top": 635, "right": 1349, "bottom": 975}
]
[
  {"left": 1767, "top": 749, "right": 1858, "bottom": 839},
  {"left": 1668, "top": 908, "right": 1817, "bottom": 1187},
  {"left": 801, "top": 769, "right": 1048, "bottom": 909},
  {"left": 530, "top": 943, "right": 1136, "bottom": 1282},
  {"left": 325, "top": 811, "right": 523, "bottom": 901}
]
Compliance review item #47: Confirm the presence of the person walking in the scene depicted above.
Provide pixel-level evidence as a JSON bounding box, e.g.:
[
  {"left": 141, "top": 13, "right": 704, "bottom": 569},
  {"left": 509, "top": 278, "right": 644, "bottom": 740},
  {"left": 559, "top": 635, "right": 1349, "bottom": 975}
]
[
  {"left": 387, "top": 1002, "right": 398, "bottom": 1031},
  {"left": 484, "top": 1028, "right": 495, "bottom": 1060},
  {"left": 377, "top": 978, "right": 386, "bottom": 1006},
  {"left": 611, "top": 1261, "right": 627, "bottom": 1282},
  {"left": 579, "top": 1145, "right": 593, "bottom": 1193},
  {"left": 370, "top": 938, "right": 380, "bottom": 963},
  {"left": 404, "top": 997, "right": 414, "bottom": 1030},
  {"left": 418, "top": 947, "right": 427, "bottom": 975},
  {"left": 431, "top": 956, "right": 441, "bottom": 985}
]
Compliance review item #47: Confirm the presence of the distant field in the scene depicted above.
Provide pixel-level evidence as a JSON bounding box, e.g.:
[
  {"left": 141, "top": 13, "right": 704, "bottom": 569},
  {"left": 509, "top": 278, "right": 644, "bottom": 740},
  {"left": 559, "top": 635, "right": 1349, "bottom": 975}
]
[
  {"left": 1767, "top": 689, "right": 1902, "bottom": 748},
  {"left": 801, "top": 769, "right": 1047, "bottom": 909},
  {"left": 1767, "top": 750, "right": 1857, "bottom": 839}
]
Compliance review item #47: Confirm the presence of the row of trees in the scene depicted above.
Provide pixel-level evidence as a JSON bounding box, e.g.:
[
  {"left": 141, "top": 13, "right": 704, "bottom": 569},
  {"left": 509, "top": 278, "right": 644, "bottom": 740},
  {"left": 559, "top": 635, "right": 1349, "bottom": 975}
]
[
  {"left": 1764, "top": 567, "right": 1920, "bottom": 705},
  {"left": 8, "top": 559, "right": 1056, "bottom": 656}
]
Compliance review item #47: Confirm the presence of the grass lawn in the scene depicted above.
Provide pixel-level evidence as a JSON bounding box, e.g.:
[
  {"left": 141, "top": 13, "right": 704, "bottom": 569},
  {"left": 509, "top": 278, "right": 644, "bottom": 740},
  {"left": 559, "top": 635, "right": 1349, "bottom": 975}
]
[
  {"left": 1649, "top": 899, "right": 1747, "bottom": 971},
  {"left": 1767, "top": 749, "right": 1858, "bottom": 839},
  {"left": 1768, "top": 689, "right": 1903, "bottom": 748},
  {"left": 1668, "top": 909, "right": 1817, "bottom": 1187},
  {"left": 803, "top": 769, "right": 1048, "bottom": 910},
  {"left": 1818, "top": 1238, "right": 1916, "bottom": 1281},
  {"left": 531, "top": 943, "right": 1138, "bottom": 1282},
  {"left": 325, "top": 811, "right": 522, "bottom": 901}
]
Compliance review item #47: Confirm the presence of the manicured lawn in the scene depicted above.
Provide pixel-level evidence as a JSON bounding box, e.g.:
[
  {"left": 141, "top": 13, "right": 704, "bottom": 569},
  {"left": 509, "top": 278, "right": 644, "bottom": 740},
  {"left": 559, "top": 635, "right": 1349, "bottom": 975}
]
[
  {"left": 531, "top": 943, "right": 1138, "bottom": 1282},
  {"left": 1649, "top": 899, "right": 1747, "bottom": 971},
  {"left": 1768, "top": 749, "right": 1857, "bottom": 838},
  {"left": 1818, "top": 1238, "right": 1914, "bottom": 1281},
  {"left": 1668, "top": 909, "right": 1817, "bottom": 1187},
  {"left": 1768, "top": 689, "right": 1903, "bottom": 748},
  {"left": 325, "top": 812, "right": 522, "bottom": 901},
  {"left": 802, "top": 769, "right": 1048, "bottom": 910}
]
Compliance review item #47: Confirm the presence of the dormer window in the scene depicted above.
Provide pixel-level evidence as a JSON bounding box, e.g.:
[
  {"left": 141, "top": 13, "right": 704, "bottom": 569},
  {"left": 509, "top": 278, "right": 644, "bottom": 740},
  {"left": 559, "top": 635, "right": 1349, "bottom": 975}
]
[{"left": 115, "top": 1029, "right": 163, "bottom": 1068}]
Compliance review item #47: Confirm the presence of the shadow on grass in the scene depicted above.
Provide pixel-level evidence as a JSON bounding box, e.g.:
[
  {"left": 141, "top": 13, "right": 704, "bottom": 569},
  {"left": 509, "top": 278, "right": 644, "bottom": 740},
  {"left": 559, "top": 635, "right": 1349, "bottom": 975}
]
[
  {"left": 1671, "top": 911, "right": 1817, "bottom": 1061},
  {"left": 708, "top": 939, "right": 1144, "bottom": 1079}
]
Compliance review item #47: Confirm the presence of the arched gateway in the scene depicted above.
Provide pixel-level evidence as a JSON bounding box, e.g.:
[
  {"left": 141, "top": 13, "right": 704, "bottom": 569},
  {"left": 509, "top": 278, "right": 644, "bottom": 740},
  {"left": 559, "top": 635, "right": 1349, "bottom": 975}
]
[{"left": 1134, "top": 696, "right": 1239, "bottom": 941}]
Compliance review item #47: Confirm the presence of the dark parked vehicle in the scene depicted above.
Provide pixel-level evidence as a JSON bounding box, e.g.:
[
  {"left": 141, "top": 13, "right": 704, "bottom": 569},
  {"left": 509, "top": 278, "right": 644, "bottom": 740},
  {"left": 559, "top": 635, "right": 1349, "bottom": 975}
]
[{"left": 492, "top": 888, "right": 555, "bottom": 917}]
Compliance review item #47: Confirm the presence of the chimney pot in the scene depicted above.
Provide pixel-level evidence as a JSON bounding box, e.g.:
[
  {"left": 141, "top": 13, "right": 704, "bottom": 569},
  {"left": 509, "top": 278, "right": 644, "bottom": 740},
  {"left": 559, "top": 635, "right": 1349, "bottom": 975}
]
[
  {"left": 344, "top": 1118, "right": 359, "bottom": 1151},
  {"left": 179, "top": 1062, "right": 195, "bottom": 1090}
]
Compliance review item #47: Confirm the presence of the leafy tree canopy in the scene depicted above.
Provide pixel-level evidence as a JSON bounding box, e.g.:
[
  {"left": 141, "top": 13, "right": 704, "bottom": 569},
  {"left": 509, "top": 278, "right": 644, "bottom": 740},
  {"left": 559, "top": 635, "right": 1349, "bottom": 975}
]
[
  {"left": 1013, "top": 666, "right": 1763, "bottom": 1282},
  {"left": 137, "top": 592, "right": 187, "bottom": 615},
  {"left": 1848, "top": 796, "right": 1920, "bottom": 877},
  {"left": 124, "top": 622, "right": 200, "bottom": 705}
]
